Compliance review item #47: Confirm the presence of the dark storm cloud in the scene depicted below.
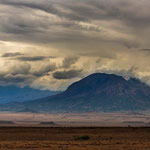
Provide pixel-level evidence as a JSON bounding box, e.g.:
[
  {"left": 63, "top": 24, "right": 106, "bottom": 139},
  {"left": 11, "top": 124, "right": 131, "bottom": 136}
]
[
  {"left": 1, "top": 52, "right": 23, "bottom": 57},
  {"left": 0, "top": 0, "right": 149, "bottom": 31},
  {"left": 0, "top": 0, "right": 58, "bottom": 14},
  {"left": 17, "top": 56, "right": 47, "bottom": 61},
  {"left": 53, "top": 69, "right": 82, "bottom": 79},
  {"left": 0, "top": 0, "right": 148, "bottom": 46},
  {"left": 65, "top": 0, "right": 150, "bottom": 27},
  {"left": 0, "top": 0, "right": 87, "bottom": 22}
]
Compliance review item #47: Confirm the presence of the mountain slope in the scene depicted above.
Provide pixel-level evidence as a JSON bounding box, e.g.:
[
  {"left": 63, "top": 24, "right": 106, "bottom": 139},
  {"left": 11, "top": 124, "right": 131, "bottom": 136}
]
[
  {"left": 1, "top": 73, "right": 150, "bottom": 112},
  {"left": 0, "top": 85, "right": 60, "bottom": 104}
]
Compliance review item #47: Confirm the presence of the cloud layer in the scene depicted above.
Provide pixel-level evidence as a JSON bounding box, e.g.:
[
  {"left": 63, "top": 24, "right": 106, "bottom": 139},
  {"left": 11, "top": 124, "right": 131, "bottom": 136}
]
[{"left": 0, "top": 0, "right": 150, "bottom": 90}]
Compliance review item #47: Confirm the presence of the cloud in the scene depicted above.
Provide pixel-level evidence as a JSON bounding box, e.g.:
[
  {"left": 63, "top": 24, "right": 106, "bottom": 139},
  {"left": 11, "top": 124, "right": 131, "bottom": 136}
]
[
  {"left": 0, "top": 0, "right": 140, "bottom": 45},
  {"left": 17, "top": 56, "right": 48, "bottom": 61},
  {"left": 62, "top": 56, "right": 79, "bottom": 68},
  {"left": 98, "top": 66, "right": 137, "bottom": 79},
  {"left": 0, "top": 63, "right": 32, "bottom": 85},
  {"left": 0, "top": 60, "right": 58, "bottom": 88},
  {"left": 1, "top": 74, "right": 33, "bottom": 84},
  {"left": 9, "top": 63, "right": 31, "bottom": 76},
  {"left": 0, "top": 0, "right": 88, "bottom": 22},
  {"left": 139, "top": 49, "right": 150, "bottom": 52},
  {"left": 0, "top": 0, "right": 150, "bottom": 90},
  {"left": 1, "top": 52, "right": 23, "bottom": 57},
  {"left": 31, "top": 63, "right": 57, "bottom": 77},
  {"left": 53, "top": 69, "right": 82, "bottom": 80}
]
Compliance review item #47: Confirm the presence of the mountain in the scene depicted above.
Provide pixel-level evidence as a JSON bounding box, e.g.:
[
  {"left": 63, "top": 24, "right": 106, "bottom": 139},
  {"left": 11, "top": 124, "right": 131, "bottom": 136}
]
[
  {"left": 1, "top": 73, "right": 150, "bottom": 112},
  {"left": 0, "top": 85, "right": 60, "bottom": 104}
]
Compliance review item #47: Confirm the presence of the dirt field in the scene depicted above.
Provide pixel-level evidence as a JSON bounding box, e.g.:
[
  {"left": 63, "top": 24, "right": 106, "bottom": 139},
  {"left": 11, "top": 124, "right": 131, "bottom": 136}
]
[{"left": 0, "top": 127, "right": 150, "bottom": 150}]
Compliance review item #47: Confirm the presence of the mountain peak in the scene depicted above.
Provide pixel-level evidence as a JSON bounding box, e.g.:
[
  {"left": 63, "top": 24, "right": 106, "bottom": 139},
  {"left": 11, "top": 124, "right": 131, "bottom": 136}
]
[
  {"left": 65, "top": 73, "right": 129, "bottom": 95},
  {"left": 1, "top": 73, "right": 150, "bottom": 112}
]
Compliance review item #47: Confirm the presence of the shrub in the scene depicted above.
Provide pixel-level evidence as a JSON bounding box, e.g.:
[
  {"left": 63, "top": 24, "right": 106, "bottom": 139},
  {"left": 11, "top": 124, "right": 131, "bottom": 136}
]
[{"left": 75, "top": 135, "right": 90, "bottom": 140}]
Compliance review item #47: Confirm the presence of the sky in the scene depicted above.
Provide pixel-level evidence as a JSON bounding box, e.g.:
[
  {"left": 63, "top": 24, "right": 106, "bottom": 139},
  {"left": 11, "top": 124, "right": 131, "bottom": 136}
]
[{"left": 0, "top": 0, "right": 150, "bottom": 91}]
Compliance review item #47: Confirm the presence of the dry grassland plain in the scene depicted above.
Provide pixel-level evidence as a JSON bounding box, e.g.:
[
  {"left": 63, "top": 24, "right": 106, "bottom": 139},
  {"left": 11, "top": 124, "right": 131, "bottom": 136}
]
[{"left": 0, "top": 127, "right": 149, "bottom": 150}]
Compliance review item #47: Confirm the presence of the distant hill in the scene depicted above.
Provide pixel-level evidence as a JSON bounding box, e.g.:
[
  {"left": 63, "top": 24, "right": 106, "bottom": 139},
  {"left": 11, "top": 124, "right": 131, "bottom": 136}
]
[
  {"left": 17, "top": 108, "right": 39, "bottom": 113},
  {"left": 1, "top": 73, "right": 150, "bottom": 112},
  {"left": 0, "top": 121, "right": 15, "bottom": 124},
  {"left": 39, "top": 122, "right": 56, "bottom": 125},
  {"left": 0, "top": 85, "right": 60, "bottom": 104}
]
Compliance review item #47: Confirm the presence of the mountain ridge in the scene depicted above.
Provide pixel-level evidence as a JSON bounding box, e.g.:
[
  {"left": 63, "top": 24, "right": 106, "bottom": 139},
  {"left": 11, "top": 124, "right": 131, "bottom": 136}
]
[
  {"left": 1, "top": 73, "right": 150, "bottom": 113},
  {"left": 0, "top": 85, "right": 60, "bottom": 104}
]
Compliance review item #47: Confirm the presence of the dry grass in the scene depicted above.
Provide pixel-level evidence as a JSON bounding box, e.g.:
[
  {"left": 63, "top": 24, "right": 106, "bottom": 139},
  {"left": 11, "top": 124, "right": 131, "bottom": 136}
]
[{"left": 0, "top": 127, "right": 149, "bottom": 149}]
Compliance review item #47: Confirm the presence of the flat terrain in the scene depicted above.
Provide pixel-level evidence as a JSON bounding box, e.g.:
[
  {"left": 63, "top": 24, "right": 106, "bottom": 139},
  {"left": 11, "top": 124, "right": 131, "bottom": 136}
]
[{"left": 0, "top": 127, "right": 150, "bottom": 150}]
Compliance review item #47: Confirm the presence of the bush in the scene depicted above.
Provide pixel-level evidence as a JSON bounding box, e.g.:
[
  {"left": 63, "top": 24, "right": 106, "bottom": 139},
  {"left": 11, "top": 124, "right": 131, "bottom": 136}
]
[{"left": 75, "top": 135, "right": 90, "bottom": 140}]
